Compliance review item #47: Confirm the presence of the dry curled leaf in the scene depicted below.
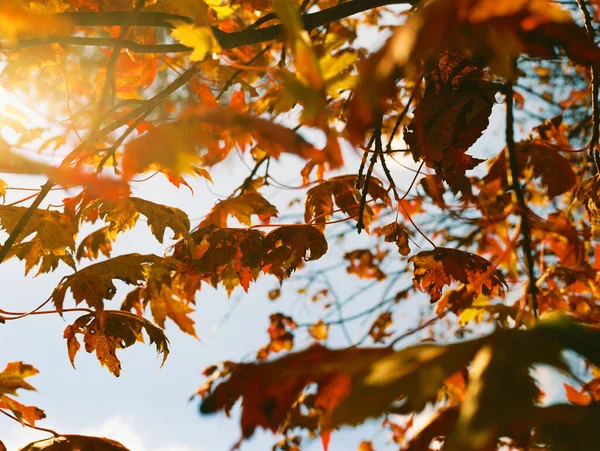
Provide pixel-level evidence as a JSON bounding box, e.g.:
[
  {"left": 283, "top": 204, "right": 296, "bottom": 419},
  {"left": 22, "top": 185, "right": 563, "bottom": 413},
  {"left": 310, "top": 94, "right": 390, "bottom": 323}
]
[{"left": 410, "top": 248, "right": 507, "bottom": 302}]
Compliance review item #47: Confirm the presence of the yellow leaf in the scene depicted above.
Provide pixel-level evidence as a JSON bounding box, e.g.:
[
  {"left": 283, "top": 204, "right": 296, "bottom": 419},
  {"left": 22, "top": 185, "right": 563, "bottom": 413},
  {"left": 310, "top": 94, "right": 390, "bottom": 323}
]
[
  {"left": 0, "top": 178, "right": 6, "bottom": 200},
  {"left": 171, "top": 22, "right": 221, "bottom": 62},
  {"left": 458, "top": 295, "right": 490, "bottom": 325},
  {"left": 309, "top": 320, "right": 329, "bottom": 341}
]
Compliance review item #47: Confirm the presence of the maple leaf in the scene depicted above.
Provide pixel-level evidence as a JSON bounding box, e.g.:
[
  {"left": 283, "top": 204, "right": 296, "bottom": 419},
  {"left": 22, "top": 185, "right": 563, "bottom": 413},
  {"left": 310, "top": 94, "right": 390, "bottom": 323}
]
[
  {"left": 257, "top": 313, "right": 297, "bottom": 360},
  {"left": 263, "top": 225, "right": 328, "bottom": 280},
  {"left": 410, "top": 248, "right": 507, "bottom": 302},
  {"left": 122, "top": 107, "right": 321, "bottom": 178},
  {"left": 305, "top": 175, "right": 391, "bottom": 231},
  {"left": 188, "top": 225, "right": 267, "bottom": 294},
  {"left": 82, "top": 197, "right": 191, "bottom": 242},
  {"left": 486, "top": 140, "right": 577, "bottom": 198},
  {"left": 344, "top": 249, "right": 386, "bottom": 280},
  {"left": 381, "top": 222, "right": 411, "bottom": 256},
  {"left": 0, "top": 206, "right": 76, "bottom": 274},
  {"left": 51, "top": 254, "right": 177, "bottom": 313},
  {"left": 121, "top": 271, "right": 198, "bottom": 337},
  {"left": 200, "top": 192, "right": 278, "bottom": 228},
  {"left": 404, "top": 52, "right": 497, "bottom": 196},
  {"left": 368, "top": 312, "right": 394, "bottom": 344},
  {"left": 0, "top": 362, "right": 45, "bottom": 426},
  {"left": 199, "top": 345, "right": 392, "bottom": 438},
  {"left": 171, "top": 22, "right": 221, "bottom": 62},
  {"left": 64, "top": 310, "right": 169, "bottom": 377},
  {"left": 76, "top": 227, "right": 113, "bottom": 261},
  {"left": 201, "top": 317, "right": 600, "bottom": 447}
]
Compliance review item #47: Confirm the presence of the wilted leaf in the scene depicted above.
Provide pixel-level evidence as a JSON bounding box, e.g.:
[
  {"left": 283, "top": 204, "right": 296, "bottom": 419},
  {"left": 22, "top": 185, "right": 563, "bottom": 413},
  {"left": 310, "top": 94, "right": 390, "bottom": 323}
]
[
  {"left": 410, "top": 248, "right": 507, "bottom": 302},
  {"left": 381, "top": 222, "right": 410, "bottom": 256},
  {"left": 51, "top": 254, "right": 176, "bottom": 312},
  {"left": 64, "top": 310, "right": 169, "bottom": 377},
  {"left": 263, "top": 225, "right": 328, "bottom": 280},
  {"left": 0, "top": 362, "right": 45, "bottom": 426},
  {"left": 305, "top": 175, "right": 391, "bottom": 231}
]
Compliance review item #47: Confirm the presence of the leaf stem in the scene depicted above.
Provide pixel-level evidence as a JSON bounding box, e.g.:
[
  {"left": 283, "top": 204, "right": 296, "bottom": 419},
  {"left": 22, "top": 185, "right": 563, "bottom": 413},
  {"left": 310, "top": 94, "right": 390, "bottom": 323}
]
[{"left": 0, "top": 409, "right": 59, "bottom": 437}]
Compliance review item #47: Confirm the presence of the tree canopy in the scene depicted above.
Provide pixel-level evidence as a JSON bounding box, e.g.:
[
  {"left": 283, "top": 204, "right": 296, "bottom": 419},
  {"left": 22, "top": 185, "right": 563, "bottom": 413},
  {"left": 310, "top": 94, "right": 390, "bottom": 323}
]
[{"left": 2, "top": 0, "right": 600, "bottom": 449}]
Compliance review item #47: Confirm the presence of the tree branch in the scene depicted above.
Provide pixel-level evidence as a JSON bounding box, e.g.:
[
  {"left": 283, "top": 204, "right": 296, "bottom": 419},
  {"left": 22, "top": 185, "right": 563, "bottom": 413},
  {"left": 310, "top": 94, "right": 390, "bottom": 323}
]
[
  {"left": 1, "top": 36, "right": 191, "bottom": 53},
  {"left": 46, "top": 0, "right": 414, "bottom": 52}
]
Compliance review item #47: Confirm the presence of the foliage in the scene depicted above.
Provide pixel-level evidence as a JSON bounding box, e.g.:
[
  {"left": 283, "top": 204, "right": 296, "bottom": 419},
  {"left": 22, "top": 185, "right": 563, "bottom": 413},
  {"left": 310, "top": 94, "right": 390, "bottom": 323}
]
[{"left": 1, "top": 0, "right": 600, "bottom": 450}]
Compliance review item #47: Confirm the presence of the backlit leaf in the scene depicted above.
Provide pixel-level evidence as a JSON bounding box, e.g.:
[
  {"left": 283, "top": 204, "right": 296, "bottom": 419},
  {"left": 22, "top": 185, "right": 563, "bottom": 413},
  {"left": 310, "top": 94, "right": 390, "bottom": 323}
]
[{"left": 64, "top": 310, "right": 169, "bottom": 377}]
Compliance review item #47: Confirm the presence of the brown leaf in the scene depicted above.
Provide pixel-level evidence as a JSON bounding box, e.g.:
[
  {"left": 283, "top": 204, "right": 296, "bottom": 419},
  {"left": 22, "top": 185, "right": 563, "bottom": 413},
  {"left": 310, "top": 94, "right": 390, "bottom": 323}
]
[
  {"left": 264, "top": 225, "right": 328, "bottom": 280},
  {"left": 200, "top": 192, "right": 278, "bottom": 228},
  {"left": 410, "top": 248, "right": 507, "bottom": 302},
  {"left": 305, "top": 175, "right": 391, "bottom": 231},
  {"left": 381, "top": 222, "right": 411, "bottom": 256},
  {"left": 64, "top": 310, "right": 169, "bottom": 377},
  {"left": 17, "top": 435, "right": 129, "bottom": 451}
]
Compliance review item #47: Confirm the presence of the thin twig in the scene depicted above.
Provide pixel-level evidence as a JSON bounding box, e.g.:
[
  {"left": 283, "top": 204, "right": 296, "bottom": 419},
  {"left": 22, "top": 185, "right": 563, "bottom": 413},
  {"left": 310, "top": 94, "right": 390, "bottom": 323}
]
[
  {"left": 575, "top": 0, "right": 600, "bottom": 172},
  {"left": 0, "top": 409, "right": 59, "bottom": 437},
  {"left": 505, "top": 81, "right": 538, "bottom": 319},
  {"left": 357, "top": 122, "right": 382, "bottom": 233},
  {"left": 216, "top": 45, "right": 272, "bottom": 101}
]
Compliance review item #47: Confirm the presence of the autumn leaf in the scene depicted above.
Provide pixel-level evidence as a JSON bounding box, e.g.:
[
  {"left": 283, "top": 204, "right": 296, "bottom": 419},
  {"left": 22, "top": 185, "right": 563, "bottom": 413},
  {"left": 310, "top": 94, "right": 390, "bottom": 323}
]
[
  {"left": 308, "top": 320, "right": 329, "bottom": 341},
  {"left": 81, "top": 197, "right": 192, "bottom": 248},
  {"left": 0, "top": 206, "right": 76, "bottom": 274},
  {"left": 200, "top": 192, "right": 278, "bottom": 228},
  {"left": 171, "top": 22, "right": 221, "bottom": 62},
  {"left": 344, "top": 249, "right": 386, "bottom": 280},
  {"left": 410, "top": 248, "right": 508, "bottom": 302},
  {"left": 381, "top": 222, "right": 410, "bottom": 256},
  {"left": 122, "top": 107, "right": 321, "bottom": 177},
  {"left": 51, "top": 254, "right": 177, "bottom": 313},
  {"left": 348, "top": 0, "right": 600, "bottom": 142},
  {"left": 263, "top": 225, "right": 328, "bottom": 280},
  {"left": 17, "top": 435, "right": 129, "bottom": 450},
  {"left": 64, "top": 310, "right": 169, "bottom": 377},
  {"left": 76, "top": 227, "right": 113, "bottom": 261},
  {"left": 305, "top": 175, "right": 391, "bottom": 231},
  {"left": 121, "top": 271, "right": 198, "bottom": 338},
  {"left": 0, "top": 362, "right": 45, "bottom": 426},
  {"left": 486, "top": 140, "right": 577, "bottom": 198},
  {"left": 200, "top": 345, "right": 393, "bottom": 438}
]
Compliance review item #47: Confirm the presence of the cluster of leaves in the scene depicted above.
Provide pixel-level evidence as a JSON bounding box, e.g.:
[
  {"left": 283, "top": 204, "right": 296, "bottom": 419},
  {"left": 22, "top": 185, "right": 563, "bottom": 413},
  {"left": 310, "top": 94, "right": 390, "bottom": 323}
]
[{"left": 2, "top": 0, "right": 600, "bottom": 450}]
